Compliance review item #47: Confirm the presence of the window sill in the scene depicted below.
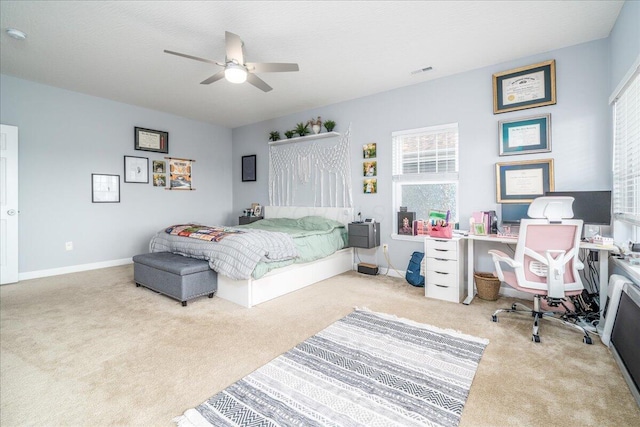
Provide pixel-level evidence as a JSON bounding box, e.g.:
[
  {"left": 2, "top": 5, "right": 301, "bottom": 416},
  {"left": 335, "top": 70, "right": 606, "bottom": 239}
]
[{"left": 391, "top": 233, "right": 425, "bottom": 242}]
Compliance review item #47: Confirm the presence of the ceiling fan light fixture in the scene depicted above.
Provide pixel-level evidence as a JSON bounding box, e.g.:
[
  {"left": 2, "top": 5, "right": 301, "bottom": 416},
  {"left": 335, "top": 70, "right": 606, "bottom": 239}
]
[{"left": 224, "top": 63, "right": 247, "bottom": 84}]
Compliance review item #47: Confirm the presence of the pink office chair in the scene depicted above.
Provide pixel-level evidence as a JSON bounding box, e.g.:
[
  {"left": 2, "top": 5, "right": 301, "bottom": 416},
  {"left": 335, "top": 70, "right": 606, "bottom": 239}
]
[{"left": 489, "top": 196, "right": 593, "bottom": 344}]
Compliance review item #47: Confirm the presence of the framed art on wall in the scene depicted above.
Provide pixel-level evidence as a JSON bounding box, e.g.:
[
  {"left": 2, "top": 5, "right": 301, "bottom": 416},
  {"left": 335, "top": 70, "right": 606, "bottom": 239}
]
[
  {"left": 496, "top": 159, "right": 554, "bottom": 203},
  {"left": 135, "top": 127, "right": 169, "bottom": 153},
  {"left": 242, "top": 155, "right": 256, "bottom": 182},
  {"left": 91, "top": 174, "right": 120, "bottom": 203},
  {"left": 124, "top": 155, "right": 149, "bottom": 183},
  {"left": 167, "top": 157, "right": 194, "bottom": 190},
  {"left": 493, "top": 60, "right": 556, "bottom": 114},
  {"left": 498, "top": 114, "right": 551, "bottom": 156}
]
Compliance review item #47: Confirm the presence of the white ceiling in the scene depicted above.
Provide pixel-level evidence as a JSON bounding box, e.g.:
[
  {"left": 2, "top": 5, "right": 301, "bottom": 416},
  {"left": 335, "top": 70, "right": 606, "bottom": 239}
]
[{"left": 0, "top": 1, "right": 624, "bottom": 129}]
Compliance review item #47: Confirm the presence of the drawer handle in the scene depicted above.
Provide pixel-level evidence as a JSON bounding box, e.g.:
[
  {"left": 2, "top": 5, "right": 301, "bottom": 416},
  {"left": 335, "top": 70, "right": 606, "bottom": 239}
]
[
  {"left": 435, "top": 284, "right": 449, "bottom": 288},
  {"left": 435, "top": 258, "right": 448, "bottom": 261},
  {"left": 435, "top": 271, "right": 449, "bottom": 275},
  {"left": 435, "top": 249, "right": 447, "bottom": 252}
]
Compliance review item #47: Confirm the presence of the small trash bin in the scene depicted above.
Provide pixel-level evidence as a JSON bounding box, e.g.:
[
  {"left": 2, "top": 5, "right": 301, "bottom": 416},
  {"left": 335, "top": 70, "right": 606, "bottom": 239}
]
[{"left": 474, "top": 272, "right": 501, "bottom": 301}]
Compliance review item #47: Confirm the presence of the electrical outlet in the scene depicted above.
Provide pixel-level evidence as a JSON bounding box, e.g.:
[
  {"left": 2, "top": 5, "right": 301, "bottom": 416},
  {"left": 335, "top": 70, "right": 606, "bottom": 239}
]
[
  {"left": 65, "top": 241, "right": 73, "bottom": 251},
  {"left": 382, "top": 243, "right": 389, "bottom": 251}
]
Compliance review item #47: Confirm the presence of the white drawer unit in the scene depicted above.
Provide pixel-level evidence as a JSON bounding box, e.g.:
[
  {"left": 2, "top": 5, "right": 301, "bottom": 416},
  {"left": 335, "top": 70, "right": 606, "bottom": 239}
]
[{"left": 424, "top": 237, "right": 466, "bottom": 303}]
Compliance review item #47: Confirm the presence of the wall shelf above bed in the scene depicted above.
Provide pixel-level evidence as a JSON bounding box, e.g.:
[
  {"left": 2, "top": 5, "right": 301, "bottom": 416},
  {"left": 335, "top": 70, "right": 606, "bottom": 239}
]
[{"left": 268, "top": 131, "right": 340, "bottom": 146}]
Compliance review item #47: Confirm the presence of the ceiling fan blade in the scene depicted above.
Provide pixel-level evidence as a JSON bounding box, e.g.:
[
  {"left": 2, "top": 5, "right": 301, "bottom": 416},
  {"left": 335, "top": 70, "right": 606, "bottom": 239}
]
[
  {"left": 225, "top": 31, "right": 244, "bottom": 64},
  {"left": 246, "top": 73, "right": 273, "bottom": 92},
  {"left": 164, "top": 50, "right": 220, "bottom": 65},
  {"left": 246, "top": 62, "right": 299, "bottom": 73},
  {"left": 200, "top": 70, "right": 226, "bottom": 85}
]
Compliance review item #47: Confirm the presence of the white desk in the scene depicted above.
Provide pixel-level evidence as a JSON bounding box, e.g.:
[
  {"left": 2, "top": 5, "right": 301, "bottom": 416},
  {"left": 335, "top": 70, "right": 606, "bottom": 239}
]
[{"left": 461, "top": 234, "right": 616, "bottom": 329}]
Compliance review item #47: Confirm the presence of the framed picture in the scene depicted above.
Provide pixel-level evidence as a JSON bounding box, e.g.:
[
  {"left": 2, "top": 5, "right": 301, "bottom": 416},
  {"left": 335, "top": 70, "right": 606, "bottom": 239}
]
[
  {"left": 363, "top": 143, "right": 377, "bottom": 159},
  {"left": 153, "top": 160, "right": 166, "bottom": 173},
  {"left": 242, "top": 155, "right": 256, "bottom": 182},
  {"left": 168, "top": 157, "right": 193, "bottom": 190},
  {"left": 153, "top": 174, "right": 166, "bottom": 187},
  {"left": 124, "top": 156, "right": 149, "bottom": 183},
  {"left": 363, "top": 178, "right": 377, "bottom": 194},
  {"left": 499, "top": 114, "right": 551, "bottom": 156},
  {"left": 397, "top": 211, "right": 416, "bottom": 235},
  {"left": 134, "top": 127, "right": 169, "bottom": 153},
  {"left": 253, "top": 205, "right": 262, "bottom": 217},
  {"left": 493, "top": 60, "right": 556, "bottom": 114},
  {"left": 91, "top": 174, "right": 120, "bottom": 203},
  {"left": 473, "top": 222, "right": 487, "bottom": 236},
  {"left": 496, "top": 159, "right": 554, "bottom": 203},
  {"left": 363, "top": 161, "right": 377, "bottom": 177}
]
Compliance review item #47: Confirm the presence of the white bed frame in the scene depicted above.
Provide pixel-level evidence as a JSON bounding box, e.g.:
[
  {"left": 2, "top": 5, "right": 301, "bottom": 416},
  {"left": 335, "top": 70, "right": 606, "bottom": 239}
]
[{"left": 216, "top": 207, "right": 354, "bottom": 308}]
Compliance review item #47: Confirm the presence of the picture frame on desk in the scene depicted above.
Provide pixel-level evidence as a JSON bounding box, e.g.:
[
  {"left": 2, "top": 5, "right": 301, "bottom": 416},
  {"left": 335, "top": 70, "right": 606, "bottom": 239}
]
[
  {"left": 493, "top": 60, "right": 556, "bottom": 114},
  {"left": 496, "top": 159, "right": 554, "bottom": 203},
  {"left": 498, "top": 114, "right": 551, "bottom": 156},
  {"left": 397, "top": 212, "right": 415, "bottom": 235}
]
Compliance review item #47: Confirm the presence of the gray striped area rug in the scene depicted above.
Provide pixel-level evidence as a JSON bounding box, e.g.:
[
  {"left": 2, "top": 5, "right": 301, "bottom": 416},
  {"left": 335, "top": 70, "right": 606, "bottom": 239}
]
[{"left": 174, "top": 309, "right": 489, "bottom": 427}]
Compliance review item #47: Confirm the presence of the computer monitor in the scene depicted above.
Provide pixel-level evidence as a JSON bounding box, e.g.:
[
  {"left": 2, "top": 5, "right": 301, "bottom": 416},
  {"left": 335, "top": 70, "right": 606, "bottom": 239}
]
[
  {"left": 544, "top": 190, "right": 612, "bottom": 225},
  {"left": 501, "top": 203, "right": 530, "bottom": 224}
]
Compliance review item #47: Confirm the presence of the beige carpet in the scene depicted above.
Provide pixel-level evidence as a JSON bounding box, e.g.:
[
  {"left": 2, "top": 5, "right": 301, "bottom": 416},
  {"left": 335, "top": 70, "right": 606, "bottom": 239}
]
[{"left": 1, "top": 265, "right": 638, "bottom": 426}]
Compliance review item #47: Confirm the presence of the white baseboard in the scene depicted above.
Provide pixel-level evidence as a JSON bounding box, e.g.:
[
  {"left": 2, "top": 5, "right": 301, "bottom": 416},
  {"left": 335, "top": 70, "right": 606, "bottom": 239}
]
[{"left": 19, "top": 258, "right": 133, "bottom": 281}]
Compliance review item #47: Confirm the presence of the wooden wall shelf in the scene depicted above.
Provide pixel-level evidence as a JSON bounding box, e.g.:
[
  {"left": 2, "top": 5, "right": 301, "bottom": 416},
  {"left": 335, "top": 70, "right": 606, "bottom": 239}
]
[{"left": 268, "top": 131, "right": 340, "bottom": 146}]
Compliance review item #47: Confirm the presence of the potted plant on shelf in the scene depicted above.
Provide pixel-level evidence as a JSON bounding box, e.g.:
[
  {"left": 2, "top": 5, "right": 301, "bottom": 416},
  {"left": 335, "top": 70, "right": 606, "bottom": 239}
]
[
  {"left": 294, "top": 122, "right": 310, "bottom": 137},
  {"left": 284, "top": 130, "right": 295, "bottom": 139},
  {"left": 269, "top": 131, "right": 281, "bottom": 142},
  {"left": 324, "top": 120, "right": 336, "bottom": 132},
  {"left": 308, "top": 116, "right": 322, "bottom": 134}
]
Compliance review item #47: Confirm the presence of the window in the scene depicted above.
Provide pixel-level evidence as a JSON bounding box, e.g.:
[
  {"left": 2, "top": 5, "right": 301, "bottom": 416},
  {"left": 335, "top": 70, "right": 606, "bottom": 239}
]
[
  {"left": 392, "top": 123, "right": 459, "bottom": 227},
  {"left": 612, "top": 65, "right": 639, "bottom": 231}
]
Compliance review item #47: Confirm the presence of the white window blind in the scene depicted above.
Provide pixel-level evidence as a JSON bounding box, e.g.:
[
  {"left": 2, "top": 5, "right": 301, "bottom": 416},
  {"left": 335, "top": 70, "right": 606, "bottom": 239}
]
[
  {"left": 613, "top": 69, "right": 640, "bottom": 226},
  {"left": 392, "top": 123, "right": 459, "bottom": 181}
]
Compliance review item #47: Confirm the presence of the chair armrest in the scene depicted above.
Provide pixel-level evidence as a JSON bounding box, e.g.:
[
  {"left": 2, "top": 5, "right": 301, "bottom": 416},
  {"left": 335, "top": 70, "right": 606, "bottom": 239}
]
[{"left": 488, "top": 249, "right": 522, "bottom": 282}]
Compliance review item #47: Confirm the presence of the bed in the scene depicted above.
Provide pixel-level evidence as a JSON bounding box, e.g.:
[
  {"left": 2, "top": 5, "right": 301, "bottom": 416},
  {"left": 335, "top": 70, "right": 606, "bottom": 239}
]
[{"left": 149, "top": 206, "right": 354, "bottom": 307}]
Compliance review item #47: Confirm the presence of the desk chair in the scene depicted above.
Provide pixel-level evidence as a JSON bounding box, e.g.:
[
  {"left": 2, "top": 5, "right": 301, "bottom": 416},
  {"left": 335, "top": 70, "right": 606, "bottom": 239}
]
[{"left": 489, "top": 196, "right": 592, "bottom": 344}]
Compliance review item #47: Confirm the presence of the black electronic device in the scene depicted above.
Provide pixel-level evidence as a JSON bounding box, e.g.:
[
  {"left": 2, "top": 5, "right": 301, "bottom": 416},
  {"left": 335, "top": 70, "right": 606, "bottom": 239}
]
[
  {"left": 501, "top": 203, "right": 530, "bottom": 224},
  {"left": 357, "top": 262, "right": 379, "bottom": 275},
  {"left": 365, "top": 218, "right": 374, "bottom": 223},
  {"left": 545, "top": 190, "right": 612, "bottom": 225}
]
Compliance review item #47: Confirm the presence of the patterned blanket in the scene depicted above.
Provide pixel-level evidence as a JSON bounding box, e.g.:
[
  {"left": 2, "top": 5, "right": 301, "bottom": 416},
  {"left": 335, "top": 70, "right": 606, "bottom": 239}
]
[{"left": 166, "top": 224, "right": 243, "bottom": 242}]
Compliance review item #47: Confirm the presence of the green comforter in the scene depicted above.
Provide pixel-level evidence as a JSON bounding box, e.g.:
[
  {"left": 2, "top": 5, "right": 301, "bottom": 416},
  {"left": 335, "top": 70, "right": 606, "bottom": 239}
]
[{"left": 236, "top": 216, "right": 348, "bottom": 279}]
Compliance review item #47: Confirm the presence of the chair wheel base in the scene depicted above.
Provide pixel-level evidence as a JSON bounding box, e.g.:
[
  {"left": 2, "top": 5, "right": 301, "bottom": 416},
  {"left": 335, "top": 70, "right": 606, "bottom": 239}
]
[
  {"left": 532, "top": 335, "right": 541, "bottom": 343},
  {"left": 583, "top": 336, "right": 593, "bottom": 345},
  {"left": 491, "top": 315, "right": 498, "bottom": 322}
]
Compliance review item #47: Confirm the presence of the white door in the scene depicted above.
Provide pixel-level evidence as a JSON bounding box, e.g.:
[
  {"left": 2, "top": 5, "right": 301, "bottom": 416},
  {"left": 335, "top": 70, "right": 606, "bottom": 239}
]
[{"left": 1, "top": 124, "right": 19, "bottom": 285}]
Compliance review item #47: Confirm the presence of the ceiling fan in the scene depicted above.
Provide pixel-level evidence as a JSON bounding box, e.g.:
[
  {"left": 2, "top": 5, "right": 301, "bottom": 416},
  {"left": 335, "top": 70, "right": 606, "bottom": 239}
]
[{"left": 164, "top": 31, "right": 299, "bottom": 92}]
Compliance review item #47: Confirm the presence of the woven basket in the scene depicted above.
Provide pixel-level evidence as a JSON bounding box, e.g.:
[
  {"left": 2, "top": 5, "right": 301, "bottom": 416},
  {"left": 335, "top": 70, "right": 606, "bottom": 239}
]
[{"left": 474, "top": 272, "right": 501, "bottom": 301}]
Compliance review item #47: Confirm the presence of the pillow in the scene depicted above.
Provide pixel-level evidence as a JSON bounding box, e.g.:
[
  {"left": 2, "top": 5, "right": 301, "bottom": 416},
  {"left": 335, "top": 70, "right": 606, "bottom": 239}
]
[{"left": 295, "top": 216, "right": 345, "bottom": 231}]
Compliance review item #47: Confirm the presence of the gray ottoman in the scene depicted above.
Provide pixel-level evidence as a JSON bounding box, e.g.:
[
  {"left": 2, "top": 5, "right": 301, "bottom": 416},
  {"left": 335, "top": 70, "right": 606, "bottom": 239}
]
[{"left": 133, "top": 252, "right": 217, "bottom": 306}]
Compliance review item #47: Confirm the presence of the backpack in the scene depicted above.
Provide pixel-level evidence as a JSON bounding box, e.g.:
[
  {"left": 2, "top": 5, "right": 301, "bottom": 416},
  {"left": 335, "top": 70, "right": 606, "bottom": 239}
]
[{"left": 405, "top": 251, "right": 425, "bottom": 287}]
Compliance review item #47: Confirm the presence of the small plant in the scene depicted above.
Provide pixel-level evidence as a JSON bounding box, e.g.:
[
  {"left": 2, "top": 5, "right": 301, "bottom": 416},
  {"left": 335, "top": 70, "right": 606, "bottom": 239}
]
[
  {"left": 308, "top": 116, "right": 322, "bottom": 127},
  {"left": 269, "top": 131, "right": 281, "bottom": 142},
  {"left": 284, "top": 130, "right": 295, "bottom": 139},
  {"left": 324, "top": 120, "right": 336, "bottom": 132},
  {"left": 294, "top": 122, "right": 310, "bottom": 137}
]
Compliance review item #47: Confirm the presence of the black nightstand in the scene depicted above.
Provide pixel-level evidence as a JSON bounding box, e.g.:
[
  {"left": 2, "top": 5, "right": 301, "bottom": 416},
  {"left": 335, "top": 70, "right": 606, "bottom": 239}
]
[
  {"left": 239, "top": 216, "right": 263, "bottom": 225},
  {"left": 348, "top": 222, "right": 380, "bottom": 248}
]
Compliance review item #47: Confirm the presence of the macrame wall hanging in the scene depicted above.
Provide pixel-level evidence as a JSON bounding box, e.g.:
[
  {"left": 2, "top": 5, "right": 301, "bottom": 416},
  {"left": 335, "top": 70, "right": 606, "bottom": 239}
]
[{"left": 269, "top": 124, "right": 353, "bottom": 207}]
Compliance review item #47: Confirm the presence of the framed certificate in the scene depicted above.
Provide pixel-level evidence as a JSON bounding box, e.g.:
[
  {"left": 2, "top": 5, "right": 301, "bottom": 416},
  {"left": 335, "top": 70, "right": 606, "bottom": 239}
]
[
  {"left": 135, "top": 127, "right": 169, "bottom": 153},
  {"left": 493, "top": 60, "right": 556, "bottom": 114},
  {"left": 499, "top": 114, "right": 551, "bottom": 156},
  {"left": 496, "top": 159, "right": 554, "bottom": 203}
]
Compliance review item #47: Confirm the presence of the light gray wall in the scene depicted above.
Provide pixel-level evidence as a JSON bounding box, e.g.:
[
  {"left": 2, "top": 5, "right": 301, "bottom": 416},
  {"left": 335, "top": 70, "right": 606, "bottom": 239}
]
[
  {"left": 1, "top": 75, "right": 232, "bottom": 274},
  {"left": 609, "top": 0, "right": 640, "bottom": 92},
  {"left": 232, "top": 38, "right": 612, "bottom": 271}
]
